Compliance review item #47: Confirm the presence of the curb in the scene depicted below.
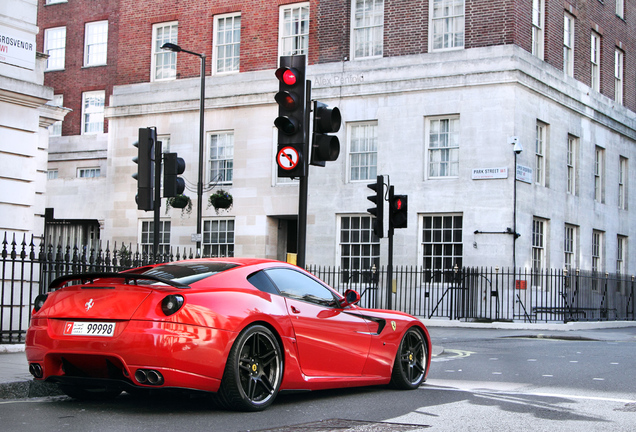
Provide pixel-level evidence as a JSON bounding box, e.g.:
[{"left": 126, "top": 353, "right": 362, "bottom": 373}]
[{"left": 0, "top": 380, "right": 64, "bottom": 400}]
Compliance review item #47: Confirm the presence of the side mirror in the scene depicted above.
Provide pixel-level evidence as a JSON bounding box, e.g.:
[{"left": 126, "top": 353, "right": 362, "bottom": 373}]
[{"left": 340, "top": 289, "right": 360, "bottom": 308}]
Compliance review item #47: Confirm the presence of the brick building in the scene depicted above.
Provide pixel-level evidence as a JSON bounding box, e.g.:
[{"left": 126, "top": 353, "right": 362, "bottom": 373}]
[{"left": 38, "top": 1, "right": 635, "bottom": 278}]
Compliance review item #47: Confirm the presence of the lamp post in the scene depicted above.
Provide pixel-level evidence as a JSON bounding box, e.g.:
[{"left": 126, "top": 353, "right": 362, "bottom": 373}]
[
  {"left": 161, "top": 43, "right": 206, "bottom": 256},
  {"left": 510, "top": 137, "right": 523, "bottom": 277}
]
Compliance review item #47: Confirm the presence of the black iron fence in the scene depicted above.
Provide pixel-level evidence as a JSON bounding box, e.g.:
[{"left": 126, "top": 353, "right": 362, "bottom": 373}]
[{"left": 2, "top": 232, "right": 634, "bottom": 343}]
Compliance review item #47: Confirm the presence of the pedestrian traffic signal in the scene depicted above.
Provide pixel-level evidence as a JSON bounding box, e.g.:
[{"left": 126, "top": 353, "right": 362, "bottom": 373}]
[
  {"left": 163, "top": 152, "right": 186, "bottom": 197},
  {"left": 274, "top": 55, "right": 306, "bottom": 178},
  {"left": 366, "top": 175, "right": 384, "bottom": 238},
  {"left": 132, "top": 127, "right": 156, "bottom": 211},
  {"left": 390, "top": 193, "right": 408, "bottom": 229},
  {"left": 311, "top": 101, "right": 341, "bottom": 167}
]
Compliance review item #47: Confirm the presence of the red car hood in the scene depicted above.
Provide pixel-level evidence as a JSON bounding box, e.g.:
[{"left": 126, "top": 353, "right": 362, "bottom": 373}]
[{"left": 39, "top": 285, "right": 153, "bottom": 320}]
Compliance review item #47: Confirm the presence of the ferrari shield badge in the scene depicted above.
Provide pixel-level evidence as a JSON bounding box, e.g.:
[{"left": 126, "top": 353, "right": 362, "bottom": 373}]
[{"left": 391, "top": 321, "right": 396, "bottom": 331}]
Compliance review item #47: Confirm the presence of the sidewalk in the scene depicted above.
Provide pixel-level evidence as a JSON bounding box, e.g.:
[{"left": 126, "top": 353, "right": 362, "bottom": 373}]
[{"left": 2, "top": 319, "right": 635, "bottom": 400}]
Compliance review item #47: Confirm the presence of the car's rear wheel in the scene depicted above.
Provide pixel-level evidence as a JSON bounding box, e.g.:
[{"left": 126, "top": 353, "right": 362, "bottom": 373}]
[
  {"left": 59, "top": 384, "right": 122, "bottom": 400},
  {"left": 390, "top": 327, "right": 428, "bottom": 389},
  {"left": 217, "top": 324, "right": 283, "bottom": 411}
]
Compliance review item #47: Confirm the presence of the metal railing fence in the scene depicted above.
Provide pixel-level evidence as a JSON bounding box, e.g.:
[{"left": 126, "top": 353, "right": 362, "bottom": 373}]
[{"left": 2, "top": 232, "right": 634, "bottom": 343}]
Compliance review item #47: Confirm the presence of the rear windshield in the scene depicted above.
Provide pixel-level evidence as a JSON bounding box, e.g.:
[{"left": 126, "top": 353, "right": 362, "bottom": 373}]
[{"left": 141, "top": 262, "right": 239, "bottom": 285}]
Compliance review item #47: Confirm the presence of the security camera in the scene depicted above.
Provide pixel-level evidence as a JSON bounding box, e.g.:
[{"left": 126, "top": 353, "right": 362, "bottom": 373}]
[{"left": 513, "top": 141, "right": 523, "bottom": 154}]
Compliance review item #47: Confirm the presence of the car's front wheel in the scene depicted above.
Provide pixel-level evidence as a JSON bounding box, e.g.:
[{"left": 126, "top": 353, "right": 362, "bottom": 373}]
[
  {"left": 217, "top": 324, "right": 283, "bottom": 411},
  {"left": 390, "top": 327, "right": 428, "bottom": 389}
]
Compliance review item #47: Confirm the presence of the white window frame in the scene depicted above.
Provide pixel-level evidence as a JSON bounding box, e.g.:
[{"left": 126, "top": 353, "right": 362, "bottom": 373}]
[
  {"left": 338, "top": 214, "right": 381, "bottom": 278},
  {"left": 48, "top": 94, "right": 63, "bottom": 137},
  {"left": 45, "top": 0, "right": 66, "bottom": 4},
  {"left": 421, "top": 213, "right": 463, "bottom": 273},
  {"left": 279, "top": 3, "right": 309, "bottom": 57},
  {"left": 213, "top": 13, "right": 241, "bottom": 74},
  {"left": 44, "top": 26, "right": 66, "bottom": 71},
  {"left": 532, "top": 217, "right": 547, "bottom": 274},
  {"left": 592, "top": 229, "right": 603, "bottom": 275},
  {"left": 81, "top": 90, "right": 105, "bottom": 135},
  {"left": 151, "top": 22, "right": 178, "bottom": 82},
  {"left": 430, "top": 0, "right": 465, "bottom": 52},
  {"left": 203, "top": 218, "right": 235, "bottom": 257},
  {"left": 47, "top": 169, "right": 59, "bottom": 180},
  {"left": 84, "top": 20, "right": 108, "bottom": 67},
  {"left": 532, "top": 0, "right": 544, "bottom": 60},
  {"left": 427, "top": 116, "right": 460, "bottom": 179},
  {"left": 594, "top": 146, "right": 604, "bottom": 203},
  {"left": 351, "top": 0, "right": 384, "bottom": 60},
  {"left": 590, "top": 31, "right": 601, "bottom": 92},
  {"left": 208, "top": 131, "right": 234, "bottom": 185},
  {"left": 614, "top": 49, "right": 623, "bottom": 104},
  {"left": 566, "top": 135, "right": 577, "bottom": 195},
  {"left": 563, "top": 13, "right": 574, "bottom": 77},
  {"left": 141, "top": 220, "right": 171, "bottom": 256},
  {"left": 535, "top": 122, "right": 547, "bottom": 186},
  {"left": 616, "top": 235, "right": 627, "bottom": 276},
  {"left": 348, "top": 121, "right": 378, "bottom": 182},
  {"left": 619, "top": 156, "right": 627, "bottom": 210},
  {"left": 564, "top": 224, "right": 578, "bottom": 270},
  {"left": 616, "top": 0, "right": 624, "bottom": 19},
  {"left": 77, "top": 167, "right": 101, "bottom": 178}
]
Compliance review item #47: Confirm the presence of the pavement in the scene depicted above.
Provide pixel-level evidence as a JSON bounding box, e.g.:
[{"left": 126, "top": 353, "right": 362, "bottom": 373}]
[{"left": 1, "top": 319, "right": 635, "bottom": 400}]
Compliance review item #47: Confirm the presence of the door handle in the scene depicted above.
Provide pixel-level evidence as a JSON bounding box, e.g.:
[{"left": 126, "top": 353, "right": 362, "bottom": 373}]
[{"left": 290, "top": 305, "right": 301, "bottom": 314}]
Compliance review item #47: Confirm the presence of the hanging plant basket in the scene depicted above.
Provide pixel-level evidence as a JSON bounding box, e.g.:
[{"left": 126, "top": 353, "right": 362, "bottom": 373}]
[
  {"left": 208, "top": 190, "right": 233, "bottom": 214},
  {"left": 166, "top": 194, "right": 192, "bottom": 216}
]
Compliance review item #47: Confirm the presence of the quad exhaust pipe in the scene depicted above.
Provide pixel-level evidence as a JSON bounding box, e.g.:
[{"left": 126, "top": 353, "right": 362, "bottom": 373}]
[{"left": 134, "top": 368, "right": 164, "bottom": 386}]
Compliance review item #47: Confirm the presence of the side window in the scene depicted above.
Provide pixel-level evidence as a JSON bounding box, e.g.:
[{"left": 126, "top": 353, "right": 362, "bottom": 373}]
[
  {"left": 247, "top": 271, "right": 279, "bottom": 295},
  {"left": 265, "top": 268, "right": 337, "bottom": 306}
]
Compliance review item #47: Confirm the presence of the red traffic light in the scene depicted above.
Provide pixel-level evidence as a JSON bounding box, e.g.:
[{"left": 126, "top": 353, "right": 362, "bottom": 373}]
[
  {"left": 275, "top": 91, "right": 298, "bottom": 110},
  {"left": 275, "top": 67, "right": 299, "bottom": 86},
  {"left": 394, "top": 197, "right": 404, "bottom": 210}
]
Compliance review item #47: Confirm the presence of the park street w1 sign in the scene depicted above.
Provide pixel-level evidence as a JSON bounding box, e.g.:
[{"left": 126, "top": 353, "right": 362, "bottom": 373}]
[{"left": 472, "top": 167, "right": 508, "bottom": 180}]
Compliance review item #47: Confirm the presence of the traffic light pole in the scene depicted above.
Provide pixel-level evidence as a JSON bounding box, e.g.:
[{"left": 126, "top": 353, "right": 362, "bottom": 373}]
[
  {"left": 386, "top": 185, "right": 395, "bottom": 310},
  {"left": 297, "top": 80, "right": 311, "bottom": 269},
  {"left": 153, "top": 133, "right": 162, "bottom": 258}
]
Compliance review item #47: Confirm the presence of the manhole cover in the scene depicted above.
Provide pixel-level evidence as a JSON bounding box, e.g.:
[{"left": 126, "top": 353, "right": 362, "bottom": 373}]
[{"left": 250, "top": 418, "right": 429, "bottom": 432}]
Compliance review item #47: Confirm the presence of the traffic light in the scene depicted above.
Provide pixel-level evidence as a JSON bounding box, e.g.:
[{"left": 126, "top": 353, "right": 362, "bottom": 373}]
[
  {"left": 390, "top": 192, "right": 408, "bottom": 229},
  {"left": 132, "top": 127, "right": 156, "bottom": 211},
  {"left": 163, "top": 152, "right": 186, "bottom": 197},
  {"left": 274, "top": 55, "right": 306, "bottom": 178},
  {"left": 311, "top": 101, "right": 341, "bottom": 167},
  {"left": 366, "top": 175, "right": 384, "bottom": 238}
]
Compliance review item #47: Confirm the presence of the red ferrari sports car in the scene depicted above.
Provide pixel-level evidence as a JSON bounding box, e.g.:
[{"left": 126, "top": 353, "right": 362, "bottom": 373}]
[{"left": 26, "top": 258, "right": 431, "bottom": 411}]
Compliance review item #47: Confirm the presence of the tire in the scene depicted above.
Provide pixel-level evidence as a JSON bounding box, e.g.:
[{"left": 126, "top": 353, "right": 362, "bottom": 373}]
[
  {"left": 390, "top": 327, "right": 428, "bottom": 390},
  {"left": 59, "top": 384, "right": 122, "bottom": 401},
  {"left": 217, "top": 325, "right": 283, "bottom": 411}
]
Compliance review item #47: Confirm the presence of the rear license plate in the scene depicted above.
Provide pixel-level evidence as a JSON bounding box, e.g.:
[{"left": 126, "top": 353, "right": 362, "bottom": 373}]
[{"left": 64, "top": 321, "right": 116, "bottom": 337}]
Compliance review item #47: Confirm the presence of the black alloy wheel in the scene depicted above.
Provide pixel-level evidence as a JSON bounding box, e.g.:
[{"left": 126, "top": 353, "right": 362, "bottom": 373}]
[
  {"left": 217, "top": 325, "right": 283, "bottom": 411},
  {"left": 390, "top": 327, "right": 428, "bottom": 389}
]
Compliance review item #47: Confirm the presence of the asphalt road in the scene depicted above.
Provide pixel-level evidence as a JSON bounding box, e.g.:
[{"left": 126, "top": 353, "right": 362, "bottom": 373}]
[{"left": 1, "top": 327, "right": 634, "bottom": 432}]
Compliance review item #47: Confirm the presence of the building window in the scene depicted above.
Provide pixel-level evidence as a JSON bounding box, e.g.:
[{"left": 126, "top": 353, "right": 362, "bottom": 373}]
[
  {"left": 352, "top": 0, "right": 384, "bottom": 59},
  {"left": 563, "top": 13, "right": 574, "bottom": 77},
  {"left": 208, "top": 132, "right": 234, "bottom": 184},
  {"left": 590, "top": 32, "right": 601, "bottom": 92},
  {"left": 141, "top": 220, "right": 171, "bottom": 256},
  {"left": 77, "top": 167, "right": 100, "bottom": 178},
  {"left": 203, "top": 219, "right": 235, "bottom": 257},
  {"left": 616, "top": 0, "right": 624, "bottom": 19},
  {"left": 44, "top": 27, "right": 66, "bottom": 71},
  {"left": 279, "top": 3, "right": 309, "bottom": 56},
  {"left": 339, "top": 215, "right": 380, "bottom": 281},
  {"left": 349, "top": 122, "right": 378, "bottom": 181},
  {"left": 564, "top": 224, "right": 578, "bottom": 270},
  {"left": 48, "top": 94, "right": 63, "bottom": 137},
  {"left": 84, "top": 21, "right": 108, "bottom": 67},
  {"left": 532, "top": 218, "right": 546, "bottom": 276},
  {"left": 422, "top": 214, "right": 463, "bottom": 275},
  {"left": 535, "top": 122, "right": 547, "bottom": 186},
  {"left": 47, "top": 169, "right": 58, "bottom": 180},
  {"left": 619, "top": 156, "right": 627, "bottom": 210},
  {"left": 566, "top": 135, "right": 577, "bottom": 195},
  {"left": 213, "top": 13, "right": 241, "bottom": 74},
  {"left": 614, "top": 49, "right": 623, "bottom": 104},
  {"left": 594, "top": 146, "right": 604, "bottom": 203},
  {"left": 431, "top": 0, "right": 464, "bottom": 51},
  {"left": 152, "top": 22, "right": 178, "bottom": 81},
  {"left": 531, "top": 0, "right": 544, "bottom": 59},
  {"left": 427, "top": 116, "right": 459, "bottom": 178},
  {"left": 81, "top": 90, "right": 105, "bottom": 134},
  {"left": 592, "top": 229, "right": 603, "bottom": 277}
]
